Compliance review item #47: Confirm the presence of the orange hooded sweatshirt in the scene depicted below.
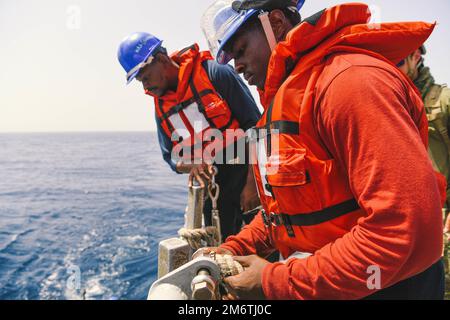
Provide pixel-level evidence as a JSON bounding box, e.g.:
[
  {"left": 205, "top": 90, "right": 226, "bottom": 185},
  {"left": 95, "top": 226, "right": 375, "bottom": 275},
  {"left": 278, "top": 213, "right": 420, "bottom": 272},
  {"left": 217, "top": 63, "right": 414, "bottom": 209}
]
[{"left": 221, "top": 3, "right": 444, "bottom": 299}]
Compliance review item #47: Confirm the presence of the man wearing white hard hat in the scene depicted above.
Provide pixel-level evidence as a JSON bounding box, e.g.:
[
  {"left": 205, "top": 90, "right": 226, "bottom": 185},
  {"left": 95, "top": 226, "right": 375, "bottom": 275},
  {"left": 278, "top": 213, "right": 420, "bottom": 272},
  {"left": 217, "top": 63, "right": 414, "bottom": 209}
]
[{"left": 197, "top": 0, "right": 446, "bottom": 300}]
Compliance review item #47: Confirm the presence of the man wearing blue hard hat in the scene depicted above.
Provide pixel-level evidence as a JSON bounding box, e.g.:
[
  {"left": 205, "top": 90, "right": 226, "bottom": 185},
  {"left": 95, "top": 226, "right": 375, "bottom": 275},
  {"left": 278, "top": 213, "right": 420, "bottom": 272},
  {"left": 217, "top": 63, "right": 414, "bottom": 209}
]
[
  {"left": 197, "top": 0, "right": 445, "bottom": 300},
  {"left": 117, "top": 32, "right": 261, "bottom": 240}
]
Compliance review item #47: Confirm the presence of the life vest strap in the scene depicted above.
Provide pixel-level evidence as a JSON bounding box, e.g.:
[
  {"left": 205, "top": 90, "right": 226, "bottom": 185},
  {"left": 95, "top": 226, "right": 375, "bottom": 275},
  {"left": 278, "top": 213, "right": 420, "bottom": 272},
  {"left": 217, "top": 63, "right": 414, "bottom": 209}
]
[
  {"left": 256, "top": 102, "right": 301, "bottom": 156},
  {"left": 157, "top": 99, "right": 176, "bottom": 135},
  {"left": 266, "top": 198, "right": 360, "bottom": 227},
  {"left": 158, "top": 89, "right": 215, "bottom": 122},
  {"left": 187, "top": 78, "right": 238, "bottom": 133},
  {"left": 266, "top": 101, "right": 275, "bottom": 157},
  {"left": 254, "top": 120, "right": 300, "bottom": 138},
  {"left": 176, "top": 44, "right": 198, "bottom": 58},
  {"left": 189, "top": 80, "right": 217, "bottom": 130}
]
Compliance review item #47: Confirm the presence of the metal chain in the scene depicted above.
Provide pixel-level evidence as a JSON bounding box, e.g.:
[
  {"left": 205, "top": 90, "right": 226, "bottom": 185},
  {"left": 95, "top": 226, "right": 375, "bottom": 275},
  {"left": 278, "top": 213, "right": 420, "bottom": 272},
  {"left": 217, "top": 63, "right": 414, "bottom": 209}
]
[{"left": 208, "top": 166, "right": 222, "bottom": 245}]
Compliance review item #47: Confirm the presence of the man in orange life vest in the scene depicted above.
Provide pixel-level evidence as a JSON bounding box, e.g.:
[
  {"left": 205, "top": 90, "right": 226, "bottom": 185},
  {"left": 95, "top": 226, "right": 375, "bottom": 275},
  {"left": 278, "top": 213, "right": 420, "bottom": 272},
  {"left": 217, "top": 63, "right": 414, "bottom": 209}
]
[
  {"left": 117, "top": 33, "right": 261, "bottom": 239},
  {"left": 197, "top": 0, "right": 446, "bottom": 299}
]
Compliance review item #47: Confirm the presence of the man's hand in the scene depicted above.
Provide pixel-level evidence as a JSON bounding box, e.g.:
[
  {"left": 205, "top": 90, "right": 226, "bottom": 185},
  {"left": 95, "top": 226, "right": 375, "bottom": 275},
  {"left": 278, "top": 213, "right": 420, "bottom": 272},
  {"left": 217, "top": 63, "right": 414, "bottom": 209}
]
[
  {"left": 176, "top": 162, "right": 193, "bottom": 174},
  {"left": 188, "top": 163, "right": 214, "bottom": 188},
  {"left": 223, "top": 255, "right": 269, "bottom": 300},
  {"left": 240, "top": 166, "right": 260, "bottom": 213}
]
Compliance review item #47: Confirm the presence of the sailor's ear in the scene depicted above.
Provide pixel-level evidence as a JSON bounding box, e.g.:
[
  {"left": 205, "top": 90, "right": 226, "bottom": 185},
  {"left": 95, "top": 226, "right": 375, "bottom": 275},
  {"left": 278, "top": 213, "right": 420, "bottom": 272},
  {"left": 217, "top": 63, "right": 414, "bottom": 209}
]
[
  {"left": 268, "top": 9, "right": 291, "bottom": 42},
  {"left": 156, "top": 52, "right": 170, "bottom": 65},
  {"left": 411, "top": 48, "right": 423, "bottom": 64}
]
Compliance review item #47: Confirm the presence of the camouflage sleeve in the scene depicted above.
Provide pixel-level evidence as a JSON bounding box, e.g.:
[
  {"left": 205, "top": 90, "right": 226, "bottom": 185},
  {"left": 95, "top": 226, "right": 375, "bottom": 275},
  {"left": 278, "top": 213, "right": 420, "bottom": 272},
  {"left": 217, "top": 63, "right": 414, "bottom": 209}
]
[{"left": 442, "top": 87, "right": 450, "bottom": 126}]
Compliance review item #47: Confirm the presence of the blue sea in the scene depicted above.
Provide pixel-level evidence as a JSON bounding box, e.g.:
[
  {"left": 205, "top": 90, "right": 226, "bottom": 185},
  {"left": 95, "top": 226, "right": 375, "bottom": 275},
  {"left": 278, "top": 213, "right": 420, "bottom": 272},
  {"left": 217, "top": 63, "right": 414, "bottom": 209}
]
[{"left": 0, "top": 132, "right": 188, "bottom": 300}]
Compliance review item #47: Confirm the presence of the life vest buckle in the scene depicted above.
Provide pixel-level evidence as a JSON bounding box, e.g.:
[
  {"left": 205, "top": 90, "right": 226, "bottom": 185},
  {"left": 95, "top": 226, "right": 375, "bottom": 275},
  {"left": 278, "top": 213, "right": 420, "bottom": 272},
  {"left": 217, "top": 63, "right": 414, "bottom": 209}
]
[
  {"left": 269, "top": 213, "right": 295, "bottom": 237},
  {"left": 270, "top": 212, "right": 284, "bottom": 227},
  {"left": 261, "top": 210, "right": 271, "bottom": 228}
]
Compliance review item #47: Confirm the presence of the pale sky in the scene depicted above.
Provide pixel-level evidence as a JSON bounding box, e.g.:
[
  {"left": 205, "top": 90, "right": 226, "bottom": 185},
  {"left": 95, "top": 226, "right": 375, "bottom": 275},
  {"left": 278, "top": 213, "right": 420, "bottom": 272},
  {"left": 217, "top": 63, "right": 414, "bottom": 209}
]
[{"left": 0, "top": 0, "right": 449, "bottom": 133}]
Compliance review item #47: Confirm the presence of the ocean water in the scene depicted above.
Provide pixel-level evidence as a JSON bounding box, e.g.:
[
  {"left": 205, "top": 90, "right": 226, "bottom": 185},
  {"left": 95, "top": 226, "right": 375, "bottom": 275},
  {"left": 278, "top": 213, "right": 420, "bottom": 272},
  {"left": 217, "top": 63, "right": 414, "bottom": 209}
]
[{"left": 0, "top": 132, "right": 188, "bottom": 300}]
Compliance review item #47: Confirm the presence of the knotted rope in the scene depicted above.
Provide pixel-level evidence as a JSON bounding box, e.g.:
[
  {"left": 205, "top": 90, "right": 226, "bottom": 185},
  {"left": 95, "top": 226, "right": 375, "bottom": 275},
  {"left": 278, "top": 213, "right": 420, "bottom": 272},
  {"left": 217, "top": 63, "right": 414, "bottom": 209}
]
[{"left": 178, "top": 226, "right": 218, "bottom": 250}]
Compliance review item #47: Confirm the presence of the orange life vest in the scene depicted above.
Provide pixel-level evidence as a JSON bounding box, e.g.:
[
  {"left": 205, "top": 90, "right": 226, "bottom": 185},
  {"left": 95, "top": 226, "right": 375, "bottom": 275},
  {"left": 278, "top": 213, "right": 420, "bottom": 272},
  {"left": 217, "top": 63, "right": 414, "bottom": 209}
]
[
  {"left": 250, "top": 3, "right": 439, "bottom": 259},
  {"left": 153, "top": 44, "right": 241, "bottom": 163}
]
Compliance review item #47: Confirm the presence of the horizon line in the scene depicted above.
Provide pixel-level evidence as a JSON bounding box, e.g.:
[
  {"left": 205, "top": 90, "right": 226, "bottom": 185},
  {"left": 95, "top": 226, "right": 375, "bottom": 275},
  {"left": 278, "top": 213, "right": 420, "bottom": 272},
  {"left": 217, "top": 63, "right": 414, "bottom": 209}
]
[{"left": 0, "top": 130, "right": 157, "bottom": 134}]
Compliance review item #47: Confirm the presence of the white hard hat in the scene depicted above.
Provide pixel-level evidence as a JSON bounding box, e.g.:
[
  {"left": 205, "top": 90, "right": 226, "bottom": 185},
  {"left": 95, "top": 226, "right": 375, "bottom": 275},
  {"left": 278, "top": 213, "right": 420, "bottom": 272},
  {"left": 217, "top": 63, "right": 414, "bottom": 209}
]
[
  {"left": 201, "top": 0, "right": 305, "bottom": 65},
  {"left": 201, "top": 0, "right": 260, "bottom": 65}
]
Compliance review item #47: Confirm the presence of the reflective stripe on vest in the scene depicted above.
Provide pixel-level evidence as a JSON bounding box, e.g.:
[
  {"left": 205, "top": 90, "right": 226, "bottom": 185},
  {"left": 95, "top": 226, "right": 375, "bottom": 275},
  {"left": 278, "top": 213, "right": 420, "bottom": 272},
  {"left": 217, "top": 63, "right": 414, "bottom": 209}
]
[
  {"left": 251, "top": 100, "right": 301, "bottom": 198},
  {"left": 168, "top": 112, "right": 192, "bottom": 141},
  {"left": 257, "top": 137, "right": 271, "bottom": 197},
  {"left": 253, "top": 99, "right": 360, "bottom": 229},
  {"left": 158, "top": 89, "right": 215, "bottom": 122},
  {"left": 181, "top": 102, "right": 210, "bottom": 134}
]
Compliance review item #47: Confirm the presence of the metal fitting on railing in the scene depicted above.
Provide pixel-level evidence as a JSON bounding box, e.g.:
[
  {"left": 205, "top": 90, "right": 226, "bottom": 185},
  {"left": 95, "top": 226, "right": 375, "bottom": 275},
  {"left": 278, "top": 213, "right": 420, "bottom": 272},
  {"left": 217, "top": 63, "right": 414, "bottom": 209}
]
[{"left": 191, "top": 269, "right": 217, "bottom": 300}]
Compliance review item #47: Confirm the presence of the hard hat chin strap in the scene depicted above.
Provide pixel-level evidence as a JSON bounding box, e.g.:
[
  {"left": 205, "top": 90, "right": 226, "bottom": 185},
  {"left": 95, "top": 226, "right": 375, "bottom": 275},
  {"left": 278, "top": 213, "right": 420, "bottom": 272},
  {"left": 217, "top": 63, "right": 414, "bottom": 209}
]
[
  {"left": 404, "top": 55, "right": 421, "bottom": 81},
  {"left": 258, "top": 12, "right": 277, "bottom": 51},
  {"left": 127, "top": 55, "right": 155, "bottom": 80}
]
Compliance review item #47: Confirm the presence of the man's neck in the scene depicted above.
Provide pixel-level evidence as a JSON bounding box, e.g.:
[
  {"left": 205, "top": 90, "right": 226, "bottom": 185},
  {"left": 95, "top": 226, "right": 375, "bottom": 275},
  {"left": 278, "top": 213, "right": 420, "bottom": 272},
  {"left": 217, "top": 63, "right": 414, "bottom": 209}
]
[{"left": 167, "top": 60, "right": 180, "bottom": 92}]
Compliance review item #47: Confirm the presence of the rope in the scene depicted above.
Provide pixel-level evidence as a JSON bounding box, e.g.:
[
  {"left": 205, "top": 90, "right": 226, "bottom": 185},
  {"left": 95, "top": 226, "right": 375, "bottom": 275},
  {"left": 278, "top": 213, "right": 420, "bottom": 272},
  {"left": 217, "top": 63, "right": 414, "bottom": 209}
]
[
  {"left": 178, "top": 226, "right": 217, "bottom": 250},
  {"left": 209, "top": 252, "right": 245, "bottom": 300},
  {"left": 210, "top": 253, "right": 244, "bottom": 278},
  {"left": 180, "top": 166, "right": 222, "bottom": 250}
]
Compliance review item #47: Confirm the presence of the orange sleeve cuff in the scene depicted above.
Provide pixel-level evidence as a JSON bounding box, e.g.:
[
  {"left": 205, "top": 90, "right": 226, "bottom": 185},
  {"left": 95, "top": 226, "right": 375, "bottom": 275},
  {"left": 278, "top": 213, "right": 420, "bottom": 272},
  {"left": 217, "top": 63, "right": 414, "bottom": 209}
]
[{"left": 218, "top": 244, "right": 238, "bottom": 256}]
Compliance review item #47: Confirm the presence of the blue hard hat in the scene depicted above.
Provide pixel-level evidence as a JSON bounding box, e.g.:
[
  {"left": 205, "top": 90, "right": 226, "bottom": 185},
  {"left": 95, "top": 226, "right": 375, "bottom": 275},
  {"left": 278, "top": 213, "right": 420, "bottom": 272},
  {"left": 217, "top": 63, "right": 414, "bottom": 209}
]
[
  {"left": 117, "top": 32, "right": 163, "bottom": 84},
  {"left": 202, "top": 0, "right": 306, "bottom": 65},
  {"left": 297, "top": 0, "right": 305, "bottom": 11},
  {"left": 215, "top": 7, "right": 259, "bottom": 65}
]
